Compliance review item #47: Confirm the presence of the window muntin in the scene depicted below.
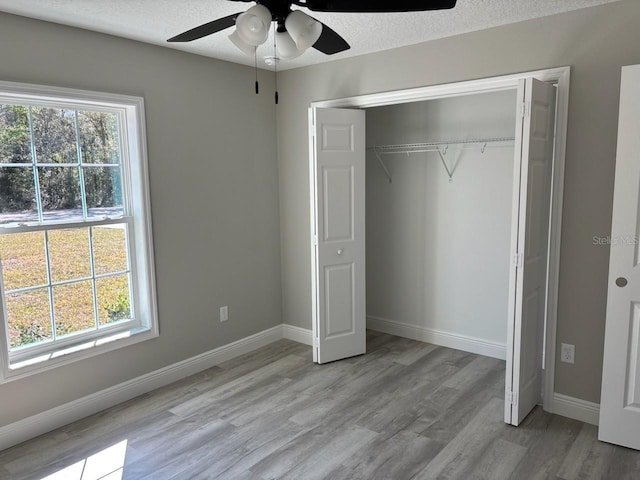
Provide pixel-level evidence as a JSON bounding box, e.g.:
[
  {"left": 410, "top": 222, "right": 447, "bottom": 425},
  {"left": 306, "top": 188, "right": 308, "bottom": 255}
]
[
  {"left": 0, "top": 223, "right": 133, "bottom": 351},
  {"left": 0, "top": 84, "right": 157, "bottom": 380},
  {"left": 0, "top": 104, "right": 124, "bottom": 224}
]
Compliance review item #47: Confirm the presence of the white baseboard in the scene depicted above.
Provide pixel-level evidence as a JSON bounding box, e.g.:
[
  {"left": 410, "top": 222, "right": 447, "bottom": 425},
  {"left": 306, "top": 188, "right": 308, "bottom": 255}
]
[
  {"left": 0, "top": 321, "right": 599, "bottom": 452},
  {"left": 367, "top": 315, "right": 507, "bottom": 360},
  {"left": 282, "top": 324, "right": 313, "bottom": 345},
  {"left": 0, "top": 324, "right": 284, "bottom": 452},
  {"left": 551, "top": 393, "right": 600, "bottom": 426}
]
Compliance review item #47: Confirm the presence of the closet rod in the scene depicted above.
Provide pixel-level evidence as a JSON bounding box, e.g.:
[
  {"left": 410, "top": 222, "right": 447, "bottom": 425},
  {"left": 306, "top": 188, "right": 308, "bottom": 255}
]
[
  {"left": 368, "top": 137, "right": 515, "bottom": 183},
  {"left": 369, "top": 136, "right": 515, "bottom": 153}
]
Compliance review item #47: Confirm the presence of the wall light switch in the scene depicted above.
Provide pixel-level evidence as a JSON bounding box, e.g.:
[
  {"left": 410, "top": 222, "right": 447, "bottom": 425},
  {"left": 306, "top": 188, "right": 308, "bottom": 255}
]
[{"left": 220, "top": 306, "right": 229, "bottom": 322}]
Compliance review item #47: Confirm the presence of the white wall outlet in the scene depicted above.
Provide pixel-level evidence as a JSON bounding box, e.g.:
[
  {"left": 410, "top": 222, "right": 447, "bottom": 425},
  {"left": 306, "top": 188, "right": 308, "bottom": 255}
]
[
  {"left": 560, "top": 343, "right": 575, "bottom": 364},
  {"left": 220, "top": 306, "right": 229, "bottom": 322}
]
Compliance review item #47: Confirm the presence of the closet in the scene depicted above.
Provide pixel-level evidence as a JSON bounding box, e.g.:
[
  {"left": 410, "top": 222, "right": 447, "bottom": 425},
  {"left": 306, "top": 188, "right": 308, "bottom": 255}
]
[
  {"left": 364, "top": 91, "right": 517, "bottom": 357},
  {"left": 309, "top": 73, "right": 561, "bottom": 426}
]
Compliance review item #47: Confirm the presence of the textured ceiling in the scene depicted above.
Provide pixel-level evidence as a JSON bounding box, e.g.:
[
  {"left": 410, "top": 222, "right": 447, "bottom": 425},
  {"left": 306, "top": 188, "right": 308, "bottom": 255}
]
[{"left": 0, "top": 0, "right": 623, "bottom": 71}]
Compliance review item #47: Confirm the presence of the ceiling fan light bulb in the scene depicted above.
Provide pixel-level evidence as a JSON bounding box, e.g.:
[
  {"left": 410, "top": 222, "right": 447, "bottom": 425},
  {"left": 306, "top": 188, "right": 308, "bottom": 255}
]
[
  {"left": 247, "top": 16, "right": 263, "bottom": 33},
  {"left": 285, "top": 10, "right": 322, "bottom": 50},
  {"left": 236, "top": 4, "right": 272, "bottom": 46},
  {"left": 275, "top": 30, "right": 303, "bottom": 59},
  {"left": 229, "top": 30, "right": 256, "bottom": 56}
]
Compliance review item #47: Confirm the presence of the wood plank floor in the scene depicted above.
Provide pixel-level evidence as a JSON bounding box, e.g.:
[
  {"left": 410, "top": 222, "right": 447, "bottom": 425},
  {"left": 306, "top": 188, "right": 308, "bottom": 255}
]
[{"left": 1, "top": 331, "right": 639, "bottom": 479}]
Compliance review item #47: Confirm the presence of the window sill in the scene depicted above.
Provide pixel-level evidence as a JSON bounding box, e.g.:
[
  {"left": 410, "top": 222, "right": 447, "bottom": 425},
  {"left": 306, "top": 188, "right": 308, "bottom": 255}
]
[{"left": 0, "top": 326, "right": 158, "bottom": 383}]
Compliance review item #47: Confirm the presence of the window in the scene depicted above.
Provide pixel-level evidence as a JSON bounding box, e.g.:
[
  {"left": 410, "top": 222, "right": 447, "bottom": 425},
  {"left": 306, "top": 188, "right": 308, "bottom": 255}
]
[{"left": 0, "top": 82, "right": 157, "bottom": 382}]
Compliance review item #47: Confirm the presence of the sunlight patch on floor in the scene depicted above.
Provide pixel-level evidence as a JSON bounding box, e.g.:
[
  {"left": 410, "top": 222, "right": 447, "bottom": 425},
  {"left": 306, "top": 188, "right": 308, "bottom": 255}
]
[{"left": 40, "top": 440, "right": 128, "bottom": 480}]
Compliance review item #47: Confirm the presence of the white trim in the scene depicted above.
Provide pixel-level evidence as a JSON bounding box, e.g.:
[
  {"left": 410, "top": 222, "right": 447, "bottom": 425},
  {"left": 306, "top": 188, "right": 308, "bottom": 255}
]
[
  {"left": 309, "top": 107, "right": 319, "bottom": 363},
  {"left": 283, "top": 324, "right": 313, "bottom": 345},
  {"left": 3, "top": 328, "right": 159, "bottom": 384},
  {"left": 310, "top": 66, "right": 570, "bottom": 415},
  {"left": 367, "top": 315, "right": 506, "bottom": 360},
  {"left": 551, "top": 393, "right": 600, "bottom": 426},
  {"left": 0, "top": 322, "right": 599, "bottom": 452},
  {"left": 311, "top": 66, "right": 571, "bottom": 109},
  {"left": 542, "top": 67, "right": 570, "bottom": 416},
  {"left": 0, "top": 325, "right": 282, "bottom": 452},
  {"left": 0, "top": 79, "right": 148, "bottom": 109}
]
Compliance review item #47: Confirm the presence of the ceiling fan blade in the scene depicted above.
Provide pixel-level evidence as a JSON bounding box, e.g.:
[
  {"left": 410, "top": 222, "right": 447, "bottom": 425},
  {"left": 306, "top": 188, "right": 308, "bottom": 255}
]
[
  {"left": 312, "top": 22, "right": 350, "bottom": 55},
  {"left": 298, "top": 0, "right": 456, "bottom": 13},
  {"left": 167, "top": 13, "right": 242, "bottom": 42}
]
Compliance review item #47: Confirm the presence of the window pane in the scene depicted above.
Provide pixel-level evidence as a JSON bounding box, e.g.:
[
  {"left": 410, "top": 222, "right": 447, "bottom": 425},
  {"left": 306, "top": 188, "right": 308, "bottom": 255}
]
[
  {"left": 53, "top": 280, "right": 95, "bottom": 337},
  {"left": 6, "top": 288, "right": 52, "bottom": 349},
  {"left": 0, "top": 167, "right": 37, "bottom": 224},
  {"left": 96, "top": 274, "right": 131, "bottom": 325},
  {"left": 92, "top": 225, "right": 128, "bottom": 275},
  {"left": 31, "top": 107, "right": 78, "bottom": 164},
  {"left": 0, "top": 104, "right": 32, "bottom": 164},
  {"left": 0, "top": 231, "right": 47, "bottom": 291},
  {"left": 84, "top": 166, "right": 123, "bottom": 218},
  {"left": 78, "top": 111, "right": 121, "bottom": 165},
  {"left": 48, "top": 228, "right": 91, "bottom": 283},
  {"left": 38, "top": 167, "right": 82, "bottom": 221}
]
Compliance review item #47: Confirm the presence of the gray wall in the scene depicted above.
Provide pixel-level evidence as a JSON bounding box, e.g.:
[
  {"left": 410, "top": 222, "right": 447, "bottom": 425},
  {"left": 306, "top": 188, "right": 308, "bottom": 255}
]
[
  {"left": 366, "top": 91, "right": 516, "bottom": 346},
  {"left": 0, "top": 13, "right": 281, "bottom": 427},
  {"left": 277, "top": 0, "right": 640, "bottom": 404}
]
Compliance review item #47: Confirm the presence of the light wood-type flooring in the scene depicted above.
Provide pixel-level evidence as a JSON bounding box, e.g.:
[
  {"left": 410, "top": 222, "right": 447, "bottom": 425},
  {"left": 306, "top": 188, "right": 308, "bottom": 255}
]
[{"left": 1, "top": 331, "right": 640, "bottom": 479}]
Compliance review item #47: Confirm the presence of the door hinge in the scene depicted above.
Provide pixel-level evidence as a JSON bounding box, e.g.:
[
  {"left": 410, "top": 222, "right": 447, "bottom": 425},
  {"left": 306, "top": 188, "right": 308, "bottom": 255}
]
[
  {"left": 512, "top": 252, "right": 523, "bottom": 268},
  {"left": 312, "top": 234, "right": 318, "bottom": 246},
  {"left": 313, "top": 337, "right": 319, "bottom": 347},
  {"left": 520, "top": 101, "right": 530, "bottom": 119},
  {"left": 506, "top": 391, "right": 518, "bottom": 406}
]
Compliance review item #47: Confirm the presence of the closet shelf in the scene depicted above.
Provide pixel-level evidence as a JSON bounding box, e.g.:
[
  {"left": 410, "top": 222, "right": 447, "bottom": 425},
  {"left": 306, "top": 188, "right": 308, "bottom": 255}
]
[{"left": 367, "top": 137, "right": 515, "bottom": 183}]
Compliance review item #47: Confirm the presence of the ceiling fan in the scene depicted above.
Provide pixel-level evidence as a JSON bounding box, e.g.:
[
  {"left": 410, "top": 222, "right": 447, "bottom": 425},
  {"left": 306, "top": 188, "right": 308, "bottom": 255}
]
[{"left": 168, "top": 0, "right": 458, "bottom": 60}]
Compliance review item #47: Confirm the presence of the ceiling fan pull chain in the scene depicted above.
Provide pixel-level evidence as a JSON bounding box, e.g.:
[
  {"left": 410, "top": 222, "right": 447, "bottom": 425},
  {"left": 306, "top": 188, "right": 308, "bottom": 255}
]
[
  {"left": 273, "top": 23, "right": 279, "bottom": 105},
  {"left": 254, "top": 48, "right": 259, "bottom": 94}
]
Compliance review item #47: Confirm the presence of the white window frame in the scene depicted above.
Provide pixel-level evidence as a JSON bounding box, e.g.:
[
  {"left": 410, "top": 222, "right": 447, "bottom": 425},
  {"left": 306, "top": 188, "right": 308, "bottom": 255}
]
[{"left": 0, "top": 81, "right": 158, "bottom": 383}]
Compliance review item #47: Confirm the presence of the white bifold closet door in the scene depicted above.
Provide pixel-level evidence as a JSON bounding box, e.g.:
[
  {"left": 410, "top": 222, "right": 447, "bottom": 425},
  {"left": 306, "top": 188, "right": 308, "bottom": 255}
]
[
  {"left": 599, "top": 64, "right": 640, "bottom": 451},
  {"left": 505, "top": 78, "right": 557, "bottom": 426},
  {"left": 309, "top": 107, "right": 366, "bottom": 364}
]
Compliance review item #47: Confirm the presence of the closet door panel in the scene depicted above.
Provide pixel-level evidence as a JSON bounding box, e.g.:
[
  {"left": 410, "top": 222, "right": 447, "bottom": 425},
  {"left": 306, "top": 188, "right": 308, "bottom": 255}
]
[
  {"left": 322, "top": 166, "right": 353, "bottom": 242},
  {"left": 599, "top": 64, "right": 640, "bottom": 450},
  {"left": 310, "top": 107, "right": 366, "bottom": 364},
  {"left": 506, "top": 78, "right": 556, "bottom": 426}
]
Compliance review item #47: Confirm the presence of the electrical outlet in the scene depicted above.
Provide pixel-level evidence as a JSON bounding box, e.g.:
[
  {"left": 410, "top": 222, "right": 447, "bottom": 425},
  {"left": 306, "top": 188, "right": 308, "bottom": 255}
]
[
  {"left": 560, "top": 343, "right": 575, "bottom": 364},
  {"left": 220, "top": 306, "right": 228, "bottom": 322}
]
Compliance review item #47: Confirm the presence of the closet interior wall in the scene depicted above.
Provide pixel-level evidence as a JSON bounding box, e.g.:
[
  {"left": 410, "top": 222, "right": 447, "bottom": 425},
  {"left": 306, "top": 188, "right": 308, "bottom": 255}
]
[{"left": 365, "top": 90, "right": 518, "bottom": 354}]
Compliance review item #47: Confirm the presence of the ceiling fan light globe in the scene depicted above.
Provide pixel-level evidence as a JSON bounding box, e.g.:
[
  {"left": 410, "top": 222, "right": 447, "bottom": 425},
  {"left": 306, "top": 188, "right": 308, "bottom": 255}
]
[
  {"left": 245, "top": 4, "right": 272, "bottom": 25},
  {"left": 236, "top": 16, "right": 267, "bottom": 45},
  {"left": 275, "top": 30, "right": 303, "bottom": 59},
  {"left": 236, "top": 4, "right": 272, "bottom": 46},
  {"left": 285, "top": 10, "right": 322, "bottom": 50},
  {"left": 229, "top": 30, "right": 256, "bottom": 56}
]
